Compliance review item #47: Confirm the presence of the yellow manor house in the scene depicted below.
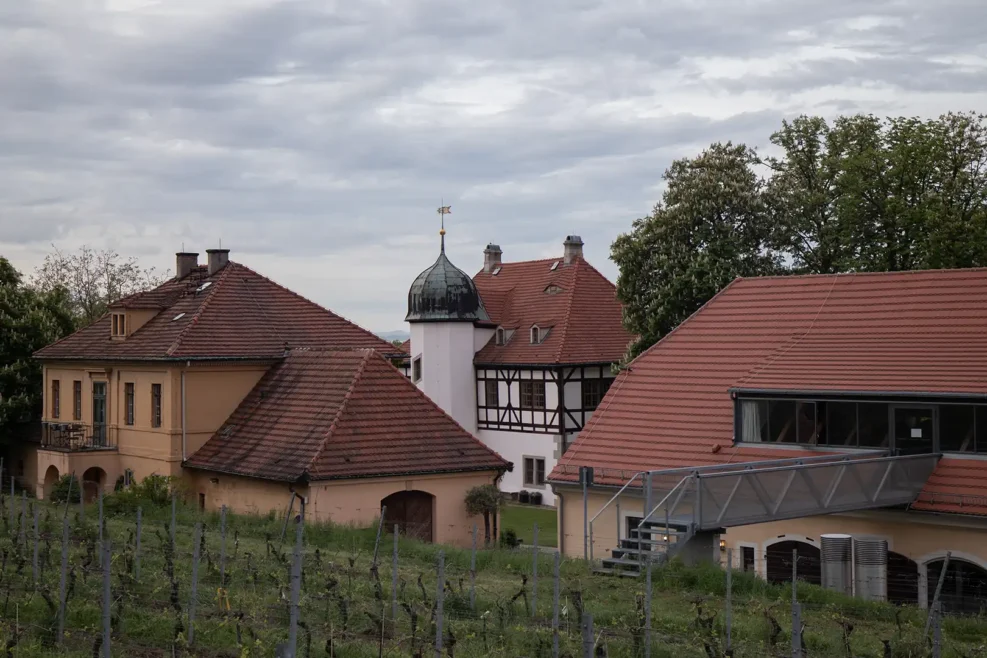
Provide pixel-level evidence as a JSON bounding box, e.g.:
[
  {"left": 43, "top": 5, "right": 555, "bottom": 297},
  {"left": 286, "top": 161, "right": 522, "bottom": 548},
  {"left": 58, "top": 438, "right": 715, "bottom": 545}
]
[{"left": 21, "top": 249, "right": 508, "bottom": 546}]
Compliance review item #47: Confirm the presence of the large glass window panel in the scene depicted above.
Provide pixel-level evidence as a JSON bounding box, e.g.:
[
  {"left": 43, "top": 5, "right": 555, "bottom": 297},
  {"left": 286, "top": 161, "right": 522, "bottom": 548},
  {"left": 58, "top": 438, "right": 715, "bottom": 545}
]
[
  {"left": 767, "top": 400, "right": 797, "bottom": 443},
  {"left": 795, "top": 402, "right": 818, "bottom": 444},
  {"left": 893, "top": 406, "right": 934, "bottom": 455},
  {"left": 858, "top": 403, "right": 890, "bottom": 448},
  {"left": 977, "top": 407, "right": 987, "bottom": 454},
  {"left": 740, "top": 400, "right": 768, "bottom": 442},
  {"left": 939, "top": 405, "right": 975, "bottom": 453},
  {"left": 824, "top": 402, "right": 857, "bottom": 446}
]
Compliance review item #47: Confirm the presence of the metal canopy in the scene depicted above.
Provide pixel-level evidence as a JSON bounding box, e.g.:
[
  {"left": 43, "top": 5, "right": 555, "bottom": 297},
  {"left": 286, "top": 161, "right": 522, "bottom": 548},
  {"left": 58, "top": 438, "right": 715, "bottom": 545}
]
[{"left": 641, "top": 452, "right": 941, "bottom": 531}]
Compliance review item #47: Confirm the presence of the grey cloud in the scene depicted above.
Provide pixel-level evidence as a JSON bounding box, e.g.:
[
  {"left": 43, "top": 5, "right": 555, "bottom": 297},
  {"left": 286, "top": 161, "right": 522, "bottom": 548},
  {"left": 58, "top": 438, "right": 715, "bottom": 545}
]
[{"left": 0, "top": 0, "right": 984, "bottom": 330}]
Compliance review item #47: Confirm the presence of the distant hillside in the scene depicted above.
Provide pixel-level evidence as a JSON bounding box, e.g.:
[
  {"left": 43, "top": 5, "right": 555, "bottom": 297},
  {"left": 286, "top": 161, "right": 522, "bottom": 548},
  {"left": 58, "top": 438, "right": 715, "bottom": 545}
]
[{"left": 377, "top": 330, "right": 410, "bottom": 342}]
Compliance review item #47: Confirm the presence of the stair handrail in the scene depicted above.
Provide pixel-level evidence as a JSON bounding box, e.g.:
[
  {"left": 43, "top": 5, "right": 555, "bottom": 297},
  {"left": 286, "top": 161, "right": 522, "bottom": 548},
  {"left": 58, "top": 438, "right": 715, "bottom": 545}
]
[
  {"left": 588, "top": 471, "right": 643, "bottom": 563},
  {"left": 634, "top": 472, "right": 697, "bottom": 568}
]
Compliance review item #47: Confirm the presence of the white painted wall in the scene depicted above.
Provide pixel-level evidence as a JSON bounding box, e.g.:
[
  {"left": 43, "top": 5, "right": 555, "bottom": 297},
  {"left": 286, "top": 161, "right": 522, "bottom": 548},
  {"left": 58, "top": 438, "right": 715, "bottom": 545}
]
[
  {"left": 478, "top": 428, "right": 558, "bottom": 505},
  {"left": 410, "top": 322, "right": 478, "bottom": 435}
]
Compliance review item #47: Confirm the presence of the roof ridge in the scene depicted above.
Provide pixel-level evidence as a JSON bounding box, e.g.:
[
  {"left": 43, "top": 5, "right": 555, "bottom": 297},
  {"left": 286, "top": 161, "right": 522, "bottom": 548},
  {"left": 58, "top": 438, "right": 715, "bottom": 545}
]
[
  {"left": 303, "top": 349, "right": 376, "bottom": 478},
  {"left": 165, "top": 264, "right": 233, "bottom": 356},
  {"left": 233, "top": 263, "right": 399, "bottom": 354},
  {"left": 740, "top": 267, "right": 987, "bottom": 283}
]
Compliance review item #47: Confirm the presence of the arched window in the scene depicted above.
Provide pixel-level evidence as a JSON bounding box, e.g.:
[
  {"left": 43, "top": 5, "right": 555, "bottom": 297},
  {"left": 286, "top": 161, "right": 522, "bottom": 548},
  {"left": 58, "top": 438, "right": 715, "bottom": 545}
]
[
  {"left": 765, "top": 539, "right": 821, "bottom": 585},
  {"left": 495, "top": 327, "right": 506, "bottom": 345},
  {"left": 927, "top": 558, "right": 987, "bottom": 614},
  {"left": 530, "top": 326, "right": 540, "bottom": 344}
]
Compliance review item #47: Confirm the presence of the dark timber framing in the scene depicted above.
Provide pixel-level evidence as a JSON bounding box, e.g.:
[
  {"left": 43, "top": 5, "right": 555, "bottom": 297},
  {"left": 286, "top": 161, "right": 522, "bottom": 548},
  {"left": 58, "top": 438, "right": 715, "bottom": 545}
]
[{"left": 476, "top": 363, "right": 616, "bottom": 435}]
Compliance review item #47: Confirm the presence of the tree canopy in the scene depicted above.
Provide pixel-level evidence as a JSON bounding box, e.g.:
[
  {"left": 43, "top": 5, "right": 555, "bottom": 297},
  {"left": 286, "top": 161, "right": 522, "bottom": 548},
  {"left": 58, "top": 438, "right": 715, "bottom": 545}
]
[
  {"left": 0, "top": 258, "right": 75, "bottom": 441},
  {"left": 614, "top": 112, "right": 987, "bottom": 360},
  {"left": 31, "top": 245, "right": 167, "bottom": 327}
]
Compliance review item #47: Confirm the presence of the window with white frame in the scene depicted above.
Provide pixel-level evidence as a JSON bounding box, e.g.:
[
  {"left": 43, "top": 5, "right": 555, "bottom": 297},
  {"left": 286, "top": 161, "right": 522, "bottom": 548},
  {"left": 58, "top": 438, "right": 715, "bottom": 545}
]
[
  {"left": 520, "top": 380, "right": 546, "bottom": 409},
  {"left": 412, "top": 356, "right": 423, "bottom": 383}
]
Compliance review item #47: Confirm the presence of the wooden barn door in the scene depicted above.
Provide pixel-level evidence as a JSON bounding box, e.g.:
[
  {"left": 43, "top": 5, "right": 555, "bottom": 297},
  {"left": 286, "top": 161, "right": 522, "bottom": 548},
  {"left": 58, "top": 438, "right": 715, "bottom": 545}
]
[{"left": 382, "top": 491, "right": 435, "bottom": 543}]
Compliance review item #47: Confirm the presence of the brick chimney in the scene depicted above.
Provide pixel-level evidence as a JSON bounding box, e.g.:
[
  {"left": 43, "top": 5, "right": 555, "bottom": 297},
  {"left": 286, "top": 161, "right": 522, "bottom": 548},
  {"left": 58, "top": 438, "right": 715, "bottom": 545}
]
[
  {"left": 563, "top": 235, "right": 583, "bottom": 265},
  {"left": 206, "top": 248, "right": 230, "bottom": 276},
  {"left": 176, "top": 252, "right": 199, "bottom": 279},
  {"left": 483, "top": 243, "right": 502, "bottom": 273}
]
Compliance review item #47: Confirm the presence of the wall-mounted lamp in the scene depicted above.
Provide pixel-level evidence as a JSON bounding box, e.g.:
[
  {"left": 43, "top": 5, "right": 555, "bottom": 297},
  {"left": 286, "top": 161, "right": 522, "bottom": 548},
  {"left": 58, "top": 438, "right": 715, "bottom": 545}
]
[{"left": 719, "top": 539, "right": 727, "bottom": 551}]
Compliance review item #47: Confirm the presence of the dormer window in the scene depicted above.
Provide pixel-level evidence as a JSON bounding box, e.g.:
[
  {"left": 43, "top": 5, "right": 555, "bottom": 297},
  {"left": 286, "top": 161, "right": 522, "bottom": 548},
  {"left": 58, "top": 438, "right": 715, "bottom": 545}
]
[
  {"left": 496, "top": 327, "right": 506, "bottom": 345},
  {"left": 111, "top": 312, "right": 127, "bottom": 338},
  {"left": 530, "top": 325, "right": 541, "bottom": 344},
  {"left": 544, "top": 284, "right": 563, "bottom": 295}
]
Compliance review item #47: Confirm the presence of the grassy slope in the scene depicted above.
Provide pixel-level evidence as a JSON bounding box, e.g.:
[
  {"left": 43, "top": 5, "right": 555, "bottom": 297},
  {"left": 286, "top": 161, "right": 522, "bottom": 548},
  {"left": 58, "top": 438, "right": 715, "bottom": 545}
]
[
  {"left": 500, "top": 503, "right": 558, "bottom": 547},
  {"left": 0, "top": 498, "right": 983, "bottom": 657}
]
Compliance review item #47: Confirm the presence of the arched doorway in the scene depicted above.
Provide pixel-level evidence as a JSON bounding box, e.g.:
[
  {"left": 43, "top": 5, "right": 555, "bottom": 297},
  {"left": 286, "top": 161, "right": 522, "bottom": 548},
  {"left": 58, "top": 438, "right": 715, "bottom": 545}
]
[
  {"left": 381, "top": 491, "right": 435, "bottom": 543},
  {"left": 43, "top": 466, "right": 60, "bottom": 500},
  {"left": 81, "top": 467, "right": 106, "bottom": 503},
  {"left": 888, "top": 551, "right": 919, "bottom": 606},
  {"left": 766, "top": 540, "right": 821, "bottom": 585},
  {"left": 927, "top": 558, "right": 987, "bottom": 615}
]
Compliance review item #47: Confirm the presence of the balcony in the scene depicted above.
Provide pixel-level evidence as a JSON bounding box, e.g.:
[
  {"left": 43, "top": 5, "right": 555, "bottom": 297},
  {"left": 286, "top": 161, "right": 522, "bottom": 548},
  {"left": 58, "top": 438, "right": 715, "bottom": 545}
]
[{"left": 41, "top": 422, "right": 117, "bottom": 452}]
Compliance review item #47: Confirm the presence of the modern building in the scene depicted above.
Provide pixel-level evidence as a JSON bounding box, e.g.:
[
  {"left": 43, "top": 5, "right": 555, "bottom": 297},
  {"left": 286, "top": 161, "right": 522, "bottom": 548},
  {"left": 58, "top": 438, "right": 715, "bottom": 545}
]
[
  {"left": 551, "top": 269, "right": 987, "bottom": 611},
  {"left": 26, "top": 249, "right": 508, "bottom": 545},
  {"left": 405, "top": 232, "right": 632, "bottom": 505}
]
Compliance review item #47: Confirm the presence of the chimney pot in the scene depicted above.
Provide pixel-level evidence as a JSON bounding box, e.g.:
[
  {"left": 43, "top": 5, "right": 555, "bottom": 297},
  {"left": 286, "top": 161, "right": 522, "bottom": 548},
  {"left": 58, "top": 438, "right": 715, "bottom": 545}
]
[
  {"left": 483, "top": 243, "right": 503, "bottom": 274},
  {"left": 206, "top": 248, "right": 230, "bottom": 276},
  {"left": 176, "top": 252, "right": 199, "bottom": 279},
  {"left": 563, "top": 235, "right": 584, "bottom": 265}
]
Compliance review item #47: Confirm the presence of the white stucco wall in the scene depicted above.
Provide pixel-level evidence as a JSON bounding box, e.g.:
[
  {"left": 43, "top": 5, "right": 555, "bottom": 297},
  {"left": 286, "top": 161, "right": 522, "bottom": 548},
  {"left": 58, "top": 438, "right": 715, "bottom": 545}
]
[
  {"left": 410, "top": 322, "right": 478, "bottom": 435},
  {"left": 478, "top": 428, "right": 559, "bottom": 505}
]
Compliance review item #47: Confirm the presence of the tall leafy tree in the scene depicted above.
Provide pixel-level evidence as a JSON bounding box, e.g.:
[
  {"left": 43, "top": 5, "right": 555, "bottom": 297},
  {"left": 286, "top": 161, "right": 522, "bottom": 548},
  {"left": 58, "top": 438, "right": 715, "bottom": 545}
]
[
  {"left": 31, "top": 245, "right": 166, "bottom": 327},
  {"left": 616, "top": 112, "right": 987, "bottom": 358},
  {"left": 612, "top": 143, "right": 780, "bottom": 359},
  {"left": 0, "top": 258, "right": 75, "bottom": 442}
]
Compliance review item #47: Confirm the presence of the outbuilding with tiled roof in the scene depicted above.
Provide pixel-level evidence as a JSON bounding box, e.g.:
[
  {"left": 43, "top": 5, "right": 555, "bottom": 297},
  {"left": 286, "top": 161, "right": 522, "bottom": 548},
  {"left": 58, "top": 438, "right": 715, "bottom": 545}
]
[{"left": 551, "top": 268, "right": 987, "bottom": 611}]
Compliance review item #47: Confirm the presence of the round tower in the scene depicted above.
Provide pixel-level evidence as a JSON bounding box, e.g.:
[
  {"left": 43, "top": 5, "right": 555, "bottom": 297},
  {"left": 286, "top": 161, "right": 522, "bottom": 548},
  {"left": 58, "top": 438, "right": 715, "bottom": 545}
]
[{"left": 406, "top": 226, "right": 487, "bottom": 434}]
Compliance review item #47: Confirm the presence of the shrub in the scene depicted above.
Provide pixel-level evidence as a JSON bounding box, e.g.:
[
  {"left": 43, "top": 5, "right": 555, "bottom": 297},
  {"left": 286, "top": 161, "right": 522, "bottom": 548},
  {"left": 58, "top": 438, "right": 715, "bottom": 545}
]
[
  {"left": 49, "top": 474, "right": 81, "bottom": 503},
  {"left": 103, "top": 474, "right": 184, "bottom": 515},
  {"left": 500, "top": 528, "right": 521, "bottom": 549}
]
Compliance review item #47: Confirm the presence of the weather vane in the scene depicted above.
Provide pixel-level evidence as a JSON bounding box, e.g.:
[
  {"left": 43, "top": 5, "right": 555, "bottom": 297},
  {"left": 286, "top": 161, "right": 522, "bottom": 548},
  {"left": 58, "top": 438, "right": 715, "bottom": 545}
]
[{"left": 437, "top": 202, "right": 451, "bottom": 251}]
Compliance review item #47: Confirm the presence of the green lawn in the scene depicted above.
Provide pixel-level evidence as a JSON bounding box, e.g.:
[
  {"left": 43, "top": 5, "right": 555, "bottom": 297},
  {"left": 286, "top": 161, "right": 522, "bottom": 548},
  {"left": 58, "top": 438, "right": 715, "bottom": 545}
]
[{"left": 500, "top": 502, "right": 558, "bottom": 547}]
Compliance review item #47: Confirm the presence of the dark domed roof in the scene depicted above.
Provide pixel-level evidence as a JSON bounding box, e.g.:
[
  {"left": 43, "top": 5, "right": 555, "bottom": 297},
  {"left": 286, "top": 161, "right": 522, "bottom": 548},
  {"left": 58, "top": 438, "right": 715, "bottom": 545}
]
[{"left": 406, "top": 240, "right": 489, "bottom": 323}]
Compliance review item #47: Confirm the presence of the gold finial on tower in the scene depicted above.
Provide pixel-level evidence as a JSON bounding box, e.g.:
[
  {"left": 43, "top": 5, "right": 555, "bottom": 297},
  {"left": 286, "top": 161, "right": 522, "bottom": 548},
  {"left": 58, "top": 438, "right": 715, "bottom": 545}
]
[{"left": 437, "top": 203, "right": 451, "bottom": 250}]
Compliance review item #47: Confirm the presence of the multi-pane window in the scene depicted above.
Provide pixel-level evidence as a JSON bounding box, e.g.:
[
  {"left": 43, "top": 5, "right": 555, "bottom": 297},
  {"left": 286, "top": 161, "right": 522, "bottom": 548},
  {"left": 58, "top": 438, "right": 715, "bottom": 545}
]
[
  {"left": 739, "top": 398, "right": 987, "bottom": 454},
  {"left": 51, "top": 380, "right": 60, "bottom": 418},
  {"left": 111, "top": 313, "right": 127, "bottom": 337},
  {"left": 125, "top": 383, "right": 135, "bottom": 425},
  {"left": 484, "top": 380, "right": 499, "bottom": 407},
  {"left": 523, "top": 456, "right": 546, "bottom": 487},
  {"left": 151, "top": 383, "right": 162, "bottom": 428},
  {"left": 73, "top": 380, "right": 82, "bottom": 420},
  {"left": 581, "top": 378, "right": 612, "bottom": 409},
  {"left": 520, "top": 381, "right": 546, "bottom": 409}
]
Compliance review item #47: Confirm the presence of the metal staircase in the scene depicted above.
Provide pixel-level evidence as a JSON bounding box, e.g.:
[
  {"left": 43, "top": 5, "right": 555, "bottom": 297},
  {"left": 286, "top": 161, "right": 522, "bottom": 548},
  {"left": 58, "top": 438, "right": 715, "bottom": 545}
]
[{"left": 592, "top": 452, "right": 941, "bottom": 577}]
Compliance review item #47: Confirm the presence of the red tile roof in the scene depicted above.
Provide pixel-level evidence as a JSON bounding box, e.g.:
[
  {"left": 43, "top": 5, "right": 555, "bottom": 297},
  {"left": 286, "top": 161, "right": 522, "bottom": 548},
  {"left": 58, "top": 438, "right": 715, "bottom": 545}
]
[
  {"left": 184, "top": 349, "right": 509, "bottom": 481},
  {"left": 472, "top": 257, "right": 633, "bottom": 365},
  {"left": 551, "top": 268, "right": 987, "bottom": 515},
  {"left": 35, "top": 262, "right": 401, "bottom": 361}
]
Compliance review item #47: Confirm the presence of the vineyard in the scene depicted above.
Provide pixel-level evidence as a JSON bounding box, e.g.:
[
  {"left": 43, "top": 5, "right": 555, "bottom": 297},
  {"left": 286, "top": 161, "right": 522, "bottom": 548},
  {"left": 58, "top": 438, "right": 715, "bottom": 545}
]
[{"left": 0, "top": 490, "right": 985, "bottom": 657}]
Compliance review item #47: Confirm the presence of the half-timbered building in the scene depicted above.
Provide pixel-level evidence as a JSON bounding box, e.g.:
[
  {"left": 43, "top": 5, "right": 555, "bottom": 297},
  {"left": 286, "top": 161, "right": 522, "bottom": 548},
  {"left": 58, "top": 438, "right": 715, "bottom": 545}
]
[{"left": 406, "top": 233, "right": 632, "bottom": 505}]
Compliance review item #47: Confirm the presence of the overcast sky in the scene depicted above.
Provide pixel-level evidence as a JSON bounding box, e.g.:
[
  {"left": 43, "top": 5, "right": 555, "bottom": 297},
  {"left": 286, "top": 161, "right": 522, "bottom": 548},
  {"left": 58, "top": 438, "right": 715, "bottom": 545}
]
[{"left": 2, "top": 1, "right": 985, "bottom": 332}]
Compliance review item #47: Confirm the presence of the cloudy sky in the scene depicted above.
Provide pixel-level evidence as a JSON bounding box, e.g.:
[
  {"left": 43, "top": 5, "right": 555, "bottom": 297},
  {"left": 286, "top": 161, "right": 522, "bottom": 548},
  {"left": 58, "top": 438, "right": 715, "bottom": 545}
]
[{"left": 2, "top": 0, "right": 985, "bottom": 333}]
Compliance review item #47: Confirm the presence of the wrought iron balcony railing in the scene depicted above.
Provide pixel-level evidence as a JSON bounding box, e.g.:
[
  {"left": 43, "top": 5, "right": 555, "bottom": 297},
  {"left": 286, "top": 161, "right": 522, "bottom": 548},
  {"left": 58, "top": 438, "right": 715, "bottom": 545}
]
[{"left": 41, "top": 422, "right": 117, "bottom": 451}]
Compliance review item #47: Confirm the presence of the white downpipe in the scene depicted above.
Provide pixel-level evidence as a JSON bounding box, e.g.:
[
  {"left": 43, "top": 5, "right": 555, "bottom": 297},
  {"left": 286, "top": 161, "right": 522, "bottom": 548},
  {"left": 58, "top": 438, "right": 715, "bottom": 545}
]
[{"left": 181, "top": 367, "right": 188, "bottom": 461}]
